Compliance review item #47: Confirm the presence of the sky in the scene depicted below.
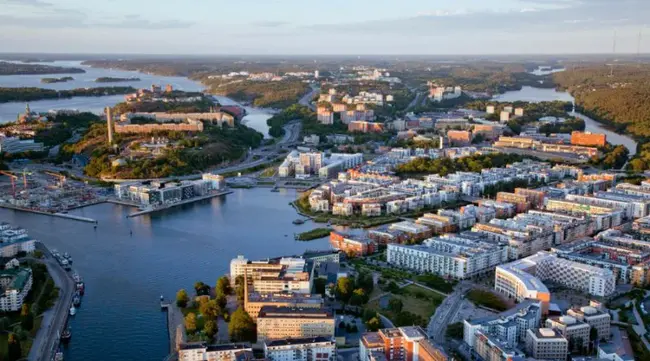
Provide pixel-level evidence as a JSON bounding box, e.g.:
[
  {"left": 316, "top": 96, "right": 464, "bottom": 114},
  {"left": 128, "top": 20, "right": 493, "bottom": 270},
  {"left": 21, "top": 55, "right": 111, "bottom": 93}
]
[{"left": 0, "top": 0, "right": 648, "bottom": 55}]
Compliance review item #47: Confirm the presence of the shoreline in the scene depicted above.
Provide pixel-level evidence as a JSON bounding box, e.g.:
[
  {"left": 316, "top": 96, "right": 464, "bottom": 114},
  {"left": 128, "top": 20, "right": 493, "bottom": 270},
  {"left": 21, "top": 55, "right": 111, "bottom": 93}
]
[
  {"left": 126, "top": 190, "right": 233, "bottom": 218},
  {"left": 0, "top": 203, "right": 98, "bottom": 223}
]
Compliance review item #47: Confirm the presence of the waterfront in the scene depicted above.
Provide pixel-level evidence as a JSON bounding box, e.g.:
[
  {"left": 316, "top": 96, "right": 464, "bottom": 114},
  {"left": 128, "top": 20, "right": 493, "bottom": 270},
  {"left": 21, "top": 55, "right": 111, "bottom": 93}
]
[
  {"left": 0, "top": 188, "right": 329, "bottom": 361},
  {"left": 493, "top": 86, "right": 638, "bottom": 155},
  {"left": 0, "top": 61, "right": 273, "bottom": 137}
]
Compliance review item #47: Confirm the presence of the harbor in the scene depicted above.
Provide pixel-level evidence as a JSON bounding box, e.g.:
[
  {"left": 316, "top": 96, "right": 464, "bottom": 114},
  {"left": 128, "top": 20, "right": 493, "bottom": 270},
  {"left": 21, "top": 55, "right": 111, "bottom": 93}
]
[{"left": 126, "top": 190, "right": 233, "bottom": 218}]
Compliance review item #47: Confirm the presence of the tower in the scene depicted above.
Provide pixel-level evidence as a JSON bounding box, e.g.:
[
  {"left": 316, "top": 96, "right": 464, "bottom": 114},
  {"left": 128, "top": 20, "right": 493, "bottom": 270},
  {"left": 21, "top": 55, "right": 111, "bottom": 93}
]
[
  {"left": 105, "top": 107, "right": 114, "bottom": 145},
  {"left": 25, "top": 103, "right": 31, "bottom": 115}
]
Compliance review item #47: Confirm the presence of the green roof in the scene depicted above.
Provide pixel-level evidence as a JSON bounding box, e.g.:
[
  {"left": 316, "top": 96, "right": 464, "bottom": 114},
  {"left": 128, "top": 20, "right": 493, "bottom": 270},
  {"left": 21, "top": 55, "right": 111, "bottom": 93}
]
[{"left": 0, "top": 268, "right": 32, "bottom": 291}]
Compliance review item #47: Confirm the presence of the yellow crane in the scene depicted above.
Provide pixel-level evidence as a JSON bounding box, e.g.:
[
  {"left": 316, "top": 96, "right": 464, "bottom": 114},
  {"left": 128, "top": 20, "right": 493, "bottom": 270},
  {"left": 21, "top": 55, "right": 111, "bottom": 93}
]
[
  {"left": 0, "top": 171, "right": 18, "bottom": 197},
  {"left": 45, "top": 171, "right": 66, "bottom": 188}
]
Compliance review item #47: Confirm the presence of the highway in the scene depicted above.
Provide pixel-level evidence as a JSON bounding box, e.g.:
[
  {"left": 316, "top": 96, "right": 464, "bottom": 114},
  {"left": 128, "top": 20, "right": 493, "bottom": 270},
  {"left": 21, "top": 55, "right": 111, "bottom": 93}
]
[{"left": 27, "top": 244, "right": 75, "bottom": 361}]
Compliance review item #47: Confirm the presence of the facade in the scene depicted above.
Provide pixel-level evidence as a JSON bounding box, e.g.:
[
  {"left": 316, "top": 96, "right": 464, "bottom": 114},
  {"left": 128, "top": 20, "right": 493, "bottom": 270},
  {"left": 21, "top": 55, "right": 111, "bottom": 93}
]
[
  {"left": 494, "top": 136, "right": 599, "bottom": 158},
  {"left": 114, "top": 119, "right": 205, "bottom": 134},
  {"left": 567, "top": 303, "right": 611, "bottom": 341},
  {"left": 121, "top": 111, "right": 235, "bottom": 127},
  {"left": 264, "top": 337, "right": 336, "bottom": 361},
  {"left": 525, "top": 328, "right": 568, "bottom": 361},
  {"left": 178, "top": 343, "right": 253, "bottom": 361},
  {"left": 256, "top": 306, "right": 335, "bottom": 344},
  {"left": 0, "top": 136, "right": 44, "bottom": 154},
  {"left": 495, "top": 252, "right": 615, "bottom": 312},
  {"left": 114, "top": 177, "right": 219, "bottom": 206},
  {"left": 0, "top": 267, "right": 32, "bottom": 312},
  {"left": 329, "top": 232, "right": 377, "bottom": 256},
  {"left": 447, "top": 130, "right": 472, "bottom": 146},
  {"left": 387, "top": 234, "right": 508, "bottom": 279},
  {"left": 545, "top": 316, "right": 590, "bottom": 351},
  {"left": 245, "top": 292, "right": 324, "bottom": 322},
  {"left": 360, "top": 327, "right": 449, "bottom": 361},
  {"left": 571, "top": 131, "right": 607, "bottom": 147},
  {"left": 348, "top": 121, "right": 384, "bottom": 133}
]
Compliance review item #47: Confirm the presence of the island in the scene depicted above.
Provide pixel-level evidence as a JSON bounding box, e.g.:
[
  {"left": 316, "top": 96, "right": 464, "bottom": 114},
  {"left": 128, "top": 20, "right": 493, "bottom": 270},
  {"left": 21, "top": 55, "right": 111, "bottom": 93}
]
[
  {"left": 0, "top": 61, "right": 85, "bottom": 75},
  {"left": 0, "top": 86, "right": 137, "bottom": 103},
  {"left": 95, "top": 76, "right": 141, "bottom": 83},
  {"left": 41, "top": 76, "right": 74, "bottom": 84}
]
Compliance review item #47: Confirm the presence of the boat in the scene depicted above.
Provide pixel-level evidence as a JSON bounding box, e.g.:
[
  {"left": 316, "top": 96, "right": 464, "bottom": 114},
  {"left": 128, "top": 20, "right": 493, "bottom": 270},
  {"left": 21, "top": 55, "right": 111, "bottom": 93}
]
[
  {"left": 69, "top": 306, "right": 76, "bottom": 316},
  {"left": 76, "top": 282, "right": 85, "bottom": 295},
  {"left": 64, "top": 253, "right": 72, "bottom": 263},
  {"left": 72, "top": 294, "right": 81, "bottom": 307},
  {"left": 55, "top": 351, "right": 64, "bottom": 361},
  {"left": 293, "top": 219, "right": 305, "bottom": 225},
  {"left": 160, "top": 295, "right": 164, "bottom": 301},
  {"left": 61, "top": 328, "right": 71, "bottom": 343},
  {"left": 72, "top": 273, "right": 81, "bottom": 283}
]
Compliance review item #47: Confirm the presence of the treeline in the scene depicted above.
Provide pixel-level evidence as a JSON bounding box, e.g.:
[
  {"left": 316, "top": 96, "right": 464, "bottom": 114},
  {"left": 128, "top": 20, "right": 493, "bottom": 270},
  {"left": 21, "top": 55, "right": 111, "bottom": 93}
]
[
  {"left": 204, "top": 79, "right": 309, "bottom": 109},
  {"left": 0, "top": 61, "right": 85, "bottom": 75},
  {"left": 35, "top": 112, "right": 101, "bottom": 146},
  {"left": 0, "top": 87, "right": 136, "bottom": 103},
  {"left": 396, "top": 153, "right": 524, "bottom": 176},
  {"left": 41, "top": 77, "right": 74, "bottom": 83},
  {"left": 95, "top": 77, "right": 140, "bottom": 83},
  {"left": 266, "top": 104, "right": 349, "bottom": 138}
]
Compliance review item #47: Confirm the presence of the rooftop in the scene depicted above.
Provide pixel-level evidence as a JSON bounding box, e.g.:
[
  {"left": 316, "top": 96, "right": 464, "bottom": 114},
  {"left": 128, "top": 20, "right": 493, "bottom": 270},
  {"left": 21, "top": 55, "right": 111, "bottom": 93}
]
[{"left": 265, "top": 336, "right": 334, "bottom": 347}]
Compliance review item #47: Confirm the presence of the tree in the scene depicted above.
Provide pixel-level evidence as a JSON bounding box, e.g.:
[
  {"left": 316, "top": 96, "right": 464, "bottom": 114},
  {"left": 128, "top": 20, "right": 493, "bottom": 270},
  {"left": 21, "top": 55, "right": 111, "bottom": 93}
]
[
  {"left": 366, "top": 317, "right": 382, "bottom": 332},
  {"left": 388, "top": 298, "right": 404, "bottom": 313},
  {"left": 336, "top": 277, "right": 354, "bottom": 302},
  {"left": 21, "top": 312, "right": 33, "bottom": 331},
  {"left": 228, "top": 307, "right": 256, "bottom": 342},
  {"left": 176, "top": 289, "right": 190, "bottom": 308},
  {"left": 216, "top": 294, "right": 228, "bottom": 314},
  {"left": 0, "top": 317, "right": 9, "bottom": 331},
  {"left": 185, "top": 313, "right": 197, "bottom": 333},
  {"left": 194, "top": 281, "right": 210, "bottom": 296},
  {"left": 20, "top": 304, "right": 29, "bottom": 317},
  {"left": 7, "top": 333, "right": 21, "bottom": 361},
  {"left": 200, "top": 299, "right": 219, "bottom": 320},
  {"left": 235, "top": 275, "right": 245, "bottom": 304},
  {"left": 204, "top": 319, "right": 218, "bottom": 340},
  {"left": 216, "top": 276, "right": 232, "bottom": 297}
]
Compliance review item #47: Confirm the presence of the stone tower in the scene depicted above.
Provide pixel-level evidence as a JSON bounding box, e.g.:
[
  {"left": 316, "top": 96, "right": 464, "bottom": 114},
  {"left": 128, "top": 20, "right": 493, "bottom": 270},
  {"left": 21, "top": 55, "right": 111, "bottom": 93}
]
[{"left": 105, "top": 107, "right": 114, "bottom": 145}]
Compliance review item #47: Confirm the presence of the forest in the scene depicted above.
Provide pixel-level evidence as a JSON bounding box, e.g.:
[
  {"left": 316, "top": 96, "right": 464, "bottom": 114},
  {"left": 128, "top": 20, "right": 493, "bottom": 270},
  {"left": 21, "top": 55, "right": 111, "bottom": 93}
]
[
  {"left": 0, "top": 87, "right": 136, "bottom": 103},
  {"left": 396, "top": 153, "right": 524, "bottom": 176},
  {"left": 0, "top": 61, "right": 85, "bottom": 75},
  {"left": 202, "top": 79, "right": 309, "bottom": 109}
]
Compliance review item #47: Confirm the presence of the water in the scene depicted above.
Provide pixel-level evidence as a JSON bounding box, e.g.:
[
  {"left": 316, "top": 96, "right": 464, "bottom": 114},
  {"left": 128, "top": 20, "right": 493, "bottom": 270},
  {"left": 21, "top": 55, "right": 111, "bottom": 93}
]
[
  {"left": 529, "top": 66, "right": 566, "bottom": 76},
  {"left": 0, "top": 61, "right": 273, "bottom": 136},
  {"left": 492, "top": 86, "right": 637, "bottom": 155},
  {"left": 0, "top": 188, "right": 329, "bottom": 361}
]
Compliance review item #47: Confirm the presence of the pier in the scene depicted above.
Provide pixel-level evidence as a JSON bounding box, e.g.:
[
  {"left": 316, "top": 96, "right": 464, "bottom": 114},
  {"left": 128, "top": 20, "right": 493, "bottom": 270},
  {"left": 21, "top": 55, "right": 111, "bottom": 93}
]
[
  {"left": 161, "top": 300, "right": 185, "bottom": 356},
  {"left": 0, "top": 204, "right": 98, "bottom": 223},
  {"left": 127, "top": 190, "right": 232, "bottom": 218}
]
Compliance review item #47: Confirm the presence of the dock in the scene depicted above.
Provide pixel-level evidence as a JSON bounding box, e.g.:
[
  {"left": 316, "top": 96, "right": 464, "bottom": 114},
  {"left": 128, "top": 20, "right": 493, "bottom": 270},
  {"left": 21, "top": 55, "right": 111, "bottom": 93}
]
[
  {"left": 161, "top": 300, "right": 185, "bottom": 355},
  {"left": 0, "top": 204, "right": 98, "bottom": 223},
  {"left": 126, "top": 190, "right": 232, "bottom": 218}
]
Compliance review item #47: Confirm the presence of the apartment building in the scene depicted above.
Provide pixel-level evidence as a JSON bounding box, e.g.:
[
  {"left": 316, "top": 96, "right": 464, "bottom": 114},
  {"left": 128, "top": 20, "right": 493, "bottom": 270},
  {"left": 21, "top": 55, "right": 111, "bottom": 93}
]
[
  {"left": 387, "top": 234, "right": 508, "bottom": 279},
  {"left": 545, "top": 316, "right": 590, "bottom": 351},
  {"left": 496, "top": 192, "right": 530, "bottom": 213},
  {"left": 317, "top": 109, "right": 334, "bottom": 125},
  {"left": 0, "top": 136, "right": 44, "bottom": 154},
  {"left": 178, "top": 343, "right": 253, "bottom": 361},
  {"left": 565, "top": 193, "right": 650, "bottom": 220},
  {"left": 264, "top": 337, "right": 336, "bottom": 361},
  {"left": 571, "top": 131, "right": 607, "bottom": 147},
  {"left": 464, "top": 300, "right": 542, "bottom": 350},
  {"left": 493, "top": 136, "right": 599, "bottom": 157},
  {"left": 525, "top": 328, "right": 568, "bottom": 361},
  {"left": 348, "top": 121, "right": 385, "bottom": 133},
  {"left": 0, "top": 267, "right": 32, "bottom": 312},
  {"left": 495, "top": 252, "right": 615, "bottom": 312},
  {"left": 121, "top": 111, "right": 234, "bottom": 127},
  {"left": 360, "top": 327, "right": 449, "bottom": 361},
  {"left": 256, "top": 306, "right": 335, "bottom": 344},
  {"left": 567, "top": 302, "right": 611, "bottom": 340},
  {"left": 329, "top": 232, "right": 377, "bottom": 256},
  {"left": 447, "top": 130, "right": 472, "bottom": 146},
  {"left": 545, "top": 199, "right": 623, "bottom": 231},
  {"left": 245, "top": 292, "right": 324, "bottom": 322}
]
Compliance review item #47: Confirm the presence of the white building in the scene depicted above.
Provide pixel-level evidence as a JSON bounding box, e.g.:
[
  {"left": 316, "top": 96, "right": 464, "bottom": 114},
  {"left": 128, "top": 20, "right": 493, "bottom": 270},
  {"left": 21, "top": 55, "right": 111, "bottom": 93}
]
[
  {"left": 264, "top": 337, "right": 336, "bottom": 361},
  {"left": 387, "top": 234, "right": 508, "bottom": 279},
  {"left": 0, "top": 268, "right": 33, "bottom": 312},
  {"left": 230, "top": 255, "right": 249, "bottom": 279},
  {"left": 178, "top": 343, "right": 253, "bottom": 361},
  {"left": 0, "top": 136, "right": 44, "bottom": 154}
]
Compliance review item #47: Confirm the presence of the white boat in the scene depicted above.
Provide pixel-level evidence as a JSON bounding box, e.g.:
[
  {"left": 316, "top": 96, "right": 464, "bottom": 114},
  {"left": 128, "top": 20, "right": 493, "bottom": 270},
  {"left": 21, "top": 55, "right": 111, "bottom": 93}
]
[{"left": 69, "top": 306, "right": 76, "bottom": 316}]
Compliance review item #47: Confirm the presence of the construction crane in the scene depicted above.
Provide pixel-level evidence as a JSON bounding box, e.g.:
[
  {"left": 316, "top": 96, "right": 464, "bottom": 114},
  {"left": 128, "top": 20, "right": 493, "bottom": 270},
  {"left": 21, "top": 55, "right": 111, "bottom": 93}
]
[
  {"left": 45, "top": 171, "right": 67, "bottom": 188},
  {"left": 0, "top": 171, "right": 19, "bottom": 197}
]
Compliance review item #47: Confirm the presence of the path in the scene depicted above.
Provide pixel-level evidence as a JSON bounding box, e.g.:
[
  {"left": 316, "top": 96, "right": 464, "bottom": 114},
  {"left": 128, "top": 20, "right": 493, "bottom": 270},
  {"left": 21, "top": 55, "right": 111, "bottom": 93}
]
[
  {"left": 427, "top": 282, "right": 470, "bottom": 343},
  {"left": 631, "top": 299, "right": 650, "bottom": 351}
]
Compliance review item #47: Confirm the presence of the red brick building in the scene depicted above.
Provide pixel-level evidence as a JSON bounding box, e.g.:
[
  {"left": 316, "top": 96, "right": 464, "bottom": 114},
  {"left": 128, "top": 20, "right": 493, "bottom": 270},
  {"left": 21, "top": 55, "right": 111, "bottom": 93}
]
[
  {"left": 447, "top": 130, "right": 472, "bottom": 146},
  {"left": 329, "top": 232, "right": 377, "bottom": 256}
]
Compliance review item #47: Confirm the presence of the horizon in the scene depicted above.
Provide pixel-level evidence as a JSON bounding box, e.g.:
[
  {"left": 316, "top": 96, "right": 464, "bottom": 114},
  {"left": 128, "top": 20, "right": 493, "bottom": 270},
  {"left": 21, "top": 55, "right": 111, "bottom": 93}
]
[{"left": 1, "top": 0, "right": 648, "bottom": 55}]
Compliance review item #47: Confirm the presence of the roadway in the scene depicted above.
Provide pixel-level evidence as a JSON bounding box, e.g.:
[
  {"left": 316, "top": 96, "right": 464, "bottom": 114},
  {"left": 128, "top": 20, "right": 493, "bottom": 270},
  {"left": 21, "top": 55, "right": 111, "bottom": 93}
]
[
  {"left": 427, "top": 282, "right": 470, "bottom": 344},
  {"left": 27, "top": 244, "right": 75, "bottom": 361},
  {"left": 299, "top": 85, "right": 319, "bottom": 111}
]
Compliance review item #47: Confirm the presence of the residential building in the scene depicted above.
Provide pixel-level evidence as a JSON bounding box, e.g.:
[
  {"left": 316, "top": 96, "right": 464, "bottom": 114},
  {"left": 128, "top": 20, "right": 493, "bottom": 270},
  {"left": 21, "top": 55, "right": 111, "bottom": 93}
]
[
  {"left": 264, "top": 337, "right": 336, "bottom": 361},
  {"left": 329, "top": 232, "right": 377, "bottom": 256},
  {"left": 500, "top": 111, "right": 510, "bottom": 122},
  {"left": 514, "top": 108, "right": 524, "bottom": 117},
  {"left": 348, "top": 121, "right": 384, "bottom": 133},
  {"left": 120, "top": 111, "right": 235, "bottom": 127},
  {"left": 495, "top": 251, "right": 615, "bottom": 313},
  {"left": 545, "top": 316, "right": 590, "bottom": 351},
  {"left": 317, "top": 110, "right": 334, "bottom": 125},
  {"left": 245, "top": 292, "right": 324, "bottom": 322},
  {"left": 447, "top": 130, "right": 472, "bottom": 146},
  {"left": 178, "top": 343, "right": 253, "bottom": 361},
  {"left": 387, "top": 234, "right": 508, "bottom": 279},
  {"left": 525, "top": 328, "right": 568, "bottom": 361},
  {"left": 0, "top": 267, "right": 32, "bottom": 312},
  {"left": 256, "top": 306, "right": 335, "bottom": 344},
  {"left": 360, "top": 327, "right": 449, "bottom": 361},
  {"left": 567, "top": 303, "right": 611, "bottom": 341},
  {"left": 597, "top": 326, "right": 635, "bottom": 361},
  {"left": 230, "top": 255, "right": 249, "bottom": 279}
]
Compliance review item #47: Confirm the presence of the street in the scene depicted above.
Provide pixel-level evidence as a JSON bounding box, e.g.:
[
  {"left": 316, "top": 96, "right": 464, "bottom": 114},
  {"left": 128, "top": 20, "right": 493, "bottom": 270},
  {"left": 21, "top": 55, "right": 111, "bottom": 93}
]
[
  {"left": 27, "top": 244, "right": 75, "bottom": 361},
  {"left": 427, "top": 282, "right": 470, "bottom": 343}
]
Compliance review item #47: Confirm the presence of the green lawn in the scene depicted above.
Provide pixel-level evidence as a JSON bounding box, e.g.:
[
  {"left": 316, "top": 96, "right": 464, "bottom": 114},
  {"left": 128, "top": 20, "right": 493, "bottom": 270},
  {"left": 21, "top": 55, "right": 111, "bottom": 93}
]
[{"left": 367, "top": 284, "right": 444, "bottom": 327}]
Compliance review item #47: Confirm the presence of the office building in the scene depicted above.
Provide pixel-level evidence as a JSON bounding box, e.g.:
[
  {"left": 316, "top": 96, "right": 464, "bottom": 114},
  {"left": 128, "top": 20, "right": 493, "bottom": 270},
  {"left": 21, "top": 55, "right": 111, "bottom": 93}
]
[
  {"left": 178, "top": 343, "right": 253, "bottom": 361},
  {"left": 256, "top": 306, "right": 335, "bottom": 344},
  {"left": 264, "top": 337, "right": 336, "bottom": 361},
  {"left": 525, "top": 328, "right": 568, "bottom": 361},
  {"left": 245, "top": 292, "right": 324, "bottom": 322}
]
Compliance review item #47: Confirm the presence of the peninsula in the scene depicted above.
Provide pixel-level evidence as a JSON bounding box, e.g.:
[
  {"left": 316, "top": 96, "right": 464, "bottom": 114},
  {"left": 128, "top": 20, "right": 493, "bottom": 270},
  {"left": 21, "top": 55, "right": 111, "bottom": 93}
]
[
  {"left": 0, "top": 61, "right": 85, "bottom": 75},
  {"left": 0, "top": 86, "right": 137, "bottom": 103},
  {"left": 41, "top": 76, "right": 74, "bottom": 84},
  {"left": 95, "top": 76, "right": 141, "bottom": 83}
]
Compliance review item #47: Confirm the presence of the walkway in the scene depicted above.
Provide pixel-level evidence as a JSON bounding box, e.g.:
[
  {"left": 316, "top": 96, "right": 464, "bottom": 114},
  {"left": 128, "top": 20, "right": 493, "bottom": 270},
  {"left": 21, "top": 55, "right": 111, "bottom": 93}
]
[{"left": 631, "top": 299, "right": 650, "bottom": 351}]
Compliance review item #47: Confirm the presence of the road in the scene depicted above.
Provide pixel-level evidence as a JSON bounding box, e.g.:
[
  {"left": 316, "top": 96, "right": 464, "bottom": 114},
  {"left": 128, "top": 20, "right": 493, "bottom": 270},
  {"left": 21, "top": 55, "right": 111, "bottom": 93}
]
[
  {"left": 27, "top": 244, "right": 75, "bottom": 361},
  {"left": 299, "top": 85, "right": 319, "bottom": 111},
  {"left": 337, "top": 347, "right": 359, "bottom": 361},
  {"left": 427, "top": 282, "right": 470, "bottom": 343}
]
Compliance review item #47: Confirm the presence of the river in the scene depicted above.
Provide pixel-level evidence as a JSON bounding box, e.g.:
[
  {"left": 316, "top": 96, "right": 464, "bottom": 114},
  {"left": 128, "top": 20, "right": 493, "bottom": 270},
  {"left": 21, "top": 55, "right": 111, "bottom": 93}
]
[
  {"left": 0, "top": 188, "right": 329, "bottom": 361},
  {"left": 0, "top": 60, "right": 272, "bottom": 136},
  {"left": 492, "top": 86, "right": 637, "bottom": 155}
]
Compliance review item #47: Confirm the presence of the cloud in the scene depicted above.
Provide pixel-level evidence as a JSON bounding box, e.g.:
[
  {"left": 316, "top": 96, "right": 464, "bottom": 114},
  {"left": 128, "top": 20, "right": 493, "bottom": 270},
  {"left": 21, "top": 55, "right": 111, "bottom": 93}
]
[
  {"left": 251, "top": 20, "right": 289, "bottom": 28},
  {"left": 0, "top": 0, "right": 53, "bottom": 6}
]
